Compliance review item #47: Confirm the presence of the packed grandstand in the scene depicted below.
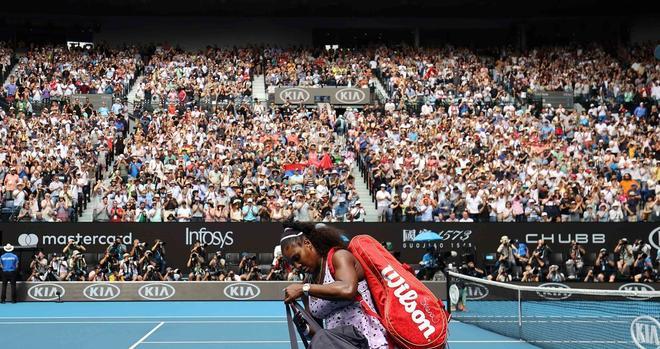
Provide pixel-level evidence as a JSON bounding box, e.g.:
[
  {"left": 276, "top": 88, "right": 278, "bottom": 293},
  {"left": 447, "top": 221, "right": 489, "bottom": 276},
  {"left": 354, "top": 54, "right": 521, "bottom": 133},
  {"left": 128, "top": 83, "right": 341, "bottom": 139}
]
[{"left": 0, "top": 42, "right": 658, "bottom": 225}]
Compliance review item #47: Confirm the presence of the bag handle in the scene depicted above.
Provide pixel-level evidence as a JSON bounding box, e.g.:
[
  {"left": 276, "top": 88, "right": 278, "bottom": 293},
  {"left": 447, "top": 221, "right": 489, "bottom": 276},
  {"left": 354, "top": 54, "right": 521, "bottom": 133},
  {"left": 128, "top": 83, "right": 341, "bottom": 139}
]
[
  {"left": 290, "top": 301, "right": 323, "bottom": 334},
  {"left": 286, "top": 302, "right": 308, "bottom": 349},
  {"left": 286, "top": 301, "right": 323, "bottom": 349}
]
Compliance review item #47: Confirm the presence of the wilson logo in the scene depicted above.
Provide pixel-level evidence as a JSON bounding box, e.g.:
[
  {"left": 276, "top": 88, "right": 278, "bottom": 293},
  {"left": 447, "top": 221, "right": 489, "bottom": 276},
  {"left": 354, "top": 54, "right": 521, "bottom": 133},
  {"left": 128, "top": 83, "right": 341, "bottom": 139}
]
[
  {"left": 83, "top": 284, "right": 121, "bottom": 301},
  {"left": 619, "top": 283, "right": 655, "bottom": 301},
  {"left": 630, "top": 316, "right": 660, "bottom": 349},
  {"left": 28, "top": 284, "right": 65, "bottom": 301},
  {"left": 335, "top": 88, "right": 366, "bottom": 104},
  {"left": 464, "top": 282, "right": 489, "bottom": 300},
  {"left": 381, "top": 265, "right": 436, "bottom": 339},
  {"left": 279, "top": 88, "right": 310, "bottom": 103},
  {"left": 535, "top": 283, "right": 571, "bottom": 300},
  {"left": 138, "top": 284, "right": 176, "bottom": 300},
  {"left": 223, "top": 283, "right": 260, "bottom": 300}
]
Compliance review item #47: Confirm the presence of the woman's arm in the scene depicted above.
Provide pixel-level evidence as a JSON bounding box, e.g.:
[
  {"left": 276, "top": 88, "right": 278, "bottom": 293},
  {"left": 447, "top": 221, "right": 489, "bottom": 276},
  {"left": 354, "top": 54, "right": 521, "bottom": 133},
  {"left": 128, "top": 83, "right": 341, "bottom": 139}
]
[{"left": 285, "top": 250, "right": 361, "bottom": 303}]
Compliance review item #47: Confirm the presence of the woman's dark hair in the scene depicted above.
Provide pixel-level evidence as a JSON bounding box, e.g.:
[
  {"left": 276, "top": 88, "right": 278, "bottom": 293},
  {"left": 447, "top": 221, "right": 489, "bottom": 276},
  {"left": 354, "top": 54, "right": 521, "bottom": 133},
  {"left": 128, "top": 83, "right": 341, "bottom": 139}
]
[{"left": 280, "top": 222, "right": 347, "bottom": 256}]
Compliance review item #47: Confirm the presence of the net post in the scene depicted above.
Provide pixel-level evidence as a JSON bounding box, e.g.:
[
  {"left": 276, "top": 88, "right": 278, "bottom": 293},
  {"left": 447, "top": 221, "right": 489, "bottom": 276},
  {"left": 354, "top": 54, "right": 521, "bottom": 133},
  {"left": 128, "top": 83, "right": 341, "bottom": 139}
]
[
  {"left": 517, "top": 289, "right": 522, "bottom": 340},
  {"left": 445, "top": 271, "right": 452, "bottom": 316}
]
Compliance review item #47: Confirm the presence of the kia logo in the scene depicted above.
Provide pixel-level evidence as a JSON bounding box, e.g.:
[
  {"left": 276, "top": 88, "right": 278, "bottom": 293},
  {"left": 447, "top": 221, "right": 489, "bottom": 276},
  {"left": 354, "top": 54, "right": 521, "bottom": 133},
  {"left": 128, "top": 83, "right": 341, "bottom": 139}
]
[
  {"left": 649, "top": 227, "right": 660, "bottom": 251},
  {"left": 18, "top": 233, "right": 39, "bottom": 246},
  {"left": 83, "top": 283, "right": 121, "bottom": 301},
  {"left": 138, "top": 283, "right": 175, "bottom": 301},
  {"left": 619, "top": 283, "right": 656, "bottom": 301},
  {"left": 28, "top": 284, "right": 65, "bottom": 301},
  {"left": 464, "top": 282, "right": 489, "bottom": 300},
  {"left": 334, "top": 88, "right": 366, "bottom": 104},
  {"left": 630, "top": 315, "right": 660, "bottom": 349},
  {"left": 279, "top": 88, "right": 310, "bottom": 104},
  {"left": 536, "top": 283, "right": 571, "bottom": 300},
  {"left": 223, "top": 283, "right": 260, "bottom": 300}
]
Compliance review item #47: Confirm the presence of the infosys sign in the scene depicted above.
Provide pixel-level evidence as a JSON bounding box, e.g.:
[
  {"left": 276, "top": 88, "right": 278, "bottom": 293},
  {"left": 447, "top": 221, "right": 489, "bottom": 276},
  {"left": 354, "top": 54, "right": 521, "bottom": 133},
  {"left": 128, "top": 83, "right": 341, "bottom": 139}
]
[{"left": 274, "top": 87, "right": 370, "bottom": 105}]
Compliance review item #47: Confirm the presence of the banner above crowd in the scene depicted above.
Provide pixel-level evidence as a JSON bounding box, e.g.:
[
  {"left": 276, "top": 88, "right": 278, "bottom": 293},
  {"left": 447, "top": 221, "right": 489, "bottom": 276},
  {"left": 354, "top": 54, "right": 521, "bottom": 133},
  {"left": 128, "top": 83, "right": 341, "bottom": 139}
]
[{"left": 1, "top": 223, "right": 658, "bottom": 271}]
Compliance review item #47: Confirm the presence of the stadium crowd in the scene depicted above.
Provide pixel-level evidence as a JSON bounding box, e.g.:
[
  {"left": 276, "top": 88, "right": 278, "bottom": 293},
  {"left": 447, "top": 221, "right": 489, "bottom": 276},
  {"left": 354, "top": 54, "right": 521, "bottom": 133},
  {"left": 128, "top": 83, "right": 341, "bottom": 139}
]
[
  {"left": 1, "top": 43, "right": 659, "bottom": 223},
  {"left": 358, "top": 43, "right": 659, "bottom": 222},
  {"left": 264, "top": 47, "right": 373, "bottom": 88}
]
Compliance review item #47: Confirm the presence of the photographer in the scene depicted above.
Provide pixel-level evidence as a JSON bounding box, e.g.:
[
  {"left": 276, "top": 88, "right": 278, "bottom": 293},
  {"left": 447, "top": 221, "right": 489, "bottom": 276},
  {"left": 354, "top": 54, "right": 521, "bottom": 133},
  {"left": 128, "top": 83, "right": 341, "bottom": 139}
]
[
  {"left": 67, "top": 251, "right": 88, "bottom": 281},
  {"left": 565, "top": 240, "right": 586, "bottom": 280},
  {"left": 163, "top": 267, "right": 182, "bottom": 281},
  {"left": 546, "top": 264, "right": 565, "bottom": 282},
  {"left": 49, "top": 254, "right": 69, "bottom": 281},
  {"left": 614, "top": 238, "right": 634, "bottom": 279},
  {"left": 489, "top": 235, "right": 516, "bottom": 280},
  {"left": 189, "top": 241, "right": 207, "bottom": 264},
  {"left": 238, "top": 255, "right": 256, "bottom": 275},
  {"left": 130, "top": 239, "right": 148, "bottom": 260},
  {"left": 106, "top": 235, "right": 127, "bottom": 261},
  {"left": 266, "top": 255, "right": 289, "bottom": 281},
  {"left": 151, "top": 239, "right": 167, "bottom": 273},
  {"left": 63, "top": 238, "right": 87, "bottom": 260},
  {"left": 29, "top": 251, "right": 49, "bottom": 281},
  {"left": 594, "top": 248, "right": 616, "bottom": 282},
  {"left": 453, "top": 262, "right": 485, "bottom": 311},
  {"left": 632, "top": 252, "right": 654, "bottom": 282},
  {"left": 187, "top": 249, "right": 206, "bottom": 281},
  {"left": 530, "top": 240, "right": 550, "bottom": 276},
  {"left": 119, "top": 253, "right": 141, "bottom": 281},
  {"left": 244, "top": 265, "right": 262, "bottom": 281},
  {"left": 207, "top": 252, "right": 227, "bottom": 281},
  {"left": 142, "top": 264, "right": 163, "bottom": 281}
]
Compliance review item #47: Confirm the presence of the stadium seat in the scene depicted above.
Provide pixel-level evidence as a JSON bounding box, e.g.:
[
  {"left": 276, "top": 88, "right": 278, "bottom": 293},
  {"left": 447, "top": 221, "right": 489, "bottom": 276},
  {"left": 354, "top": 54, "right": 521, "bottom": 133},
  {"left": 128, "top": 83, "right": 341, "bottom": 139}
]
[
  {"left": 225, "top": 253, "right": 240, "bottom": 266},
  {"left": 258, "top": 253, "right": 274, "bottom": 266},
  {"left": 511, "top": 265, "right": 523, "bottom": 280},
  {"left": 585, "top": 252, "right": 598, "bottom": 266},
  {"left": 550, "top": 252, "right": 564, "bottom": 269}
]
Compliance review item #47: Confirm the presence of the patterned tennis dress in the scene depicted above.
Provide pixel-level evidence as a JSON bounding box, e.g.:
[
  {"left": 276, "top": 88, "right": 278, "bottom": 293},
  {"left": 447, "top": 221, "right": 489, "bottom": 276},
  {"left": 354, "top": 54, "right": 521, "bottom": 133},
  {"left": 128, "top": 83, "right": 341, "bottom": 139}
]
[{"left": 309, "top": 258, "right": 389, "bottom": 349}]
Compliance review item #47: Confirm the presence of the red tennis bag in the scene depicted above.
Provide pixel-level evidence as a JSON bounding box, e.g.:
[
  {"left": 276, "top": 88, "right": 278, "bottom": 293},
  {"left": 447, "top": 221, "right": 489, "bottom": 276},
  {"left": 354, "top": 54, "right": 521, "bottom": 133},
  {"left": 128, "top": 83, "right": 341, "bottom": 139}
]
[{"left": 332, "top": 235, "right": 449, "bottom": 349}]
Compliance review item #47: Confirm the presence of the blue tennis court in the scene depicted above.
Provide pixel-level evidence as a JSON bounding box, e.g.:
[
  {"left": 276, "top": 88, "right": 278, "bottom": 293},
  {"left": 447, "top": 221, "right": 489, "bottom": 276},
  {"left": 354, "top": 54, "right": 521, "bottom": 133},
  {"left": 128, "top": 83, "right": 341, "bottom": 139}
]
[{"left": 0, "top": 301, "right": 539, "bottom": 349}]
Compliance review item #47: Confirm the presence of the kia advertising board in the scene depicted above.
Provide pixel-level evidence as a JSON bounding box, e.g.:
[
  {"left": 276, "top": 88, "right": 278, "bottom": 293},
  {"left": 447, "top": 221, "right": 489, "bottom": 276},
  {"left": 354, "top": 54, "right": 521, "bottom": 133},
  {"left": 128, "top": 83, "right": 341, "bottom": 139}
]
[
  {"left": 13, "top": 281, "right": 447, "bottom": 302},
  {"left": 274, "top": 87, "right": 371, "bottom": 105}
]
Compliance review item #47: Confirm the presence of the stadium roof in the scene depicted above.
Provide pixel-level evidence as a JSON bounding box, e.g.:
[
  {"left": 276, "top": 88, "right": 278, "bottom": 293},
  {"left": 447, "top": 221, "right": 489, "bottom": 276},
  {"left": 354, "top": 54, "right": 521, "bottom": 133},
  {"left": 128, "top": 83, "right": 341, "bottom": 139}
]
[{"left": 2, "top": 0, "right": 657, "bottom": 17}]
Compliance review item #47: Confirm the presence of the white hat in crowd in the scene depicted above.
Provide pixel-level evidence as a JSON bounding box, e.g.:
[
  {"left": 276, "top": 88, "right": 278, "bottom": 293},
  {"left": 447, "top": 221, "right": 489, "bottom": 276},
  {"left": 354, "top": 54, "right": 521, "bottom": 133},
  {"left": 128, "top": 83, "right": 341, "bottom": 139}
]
[{"left": 3, "top": 244, "right": 14, "bottom": 252}]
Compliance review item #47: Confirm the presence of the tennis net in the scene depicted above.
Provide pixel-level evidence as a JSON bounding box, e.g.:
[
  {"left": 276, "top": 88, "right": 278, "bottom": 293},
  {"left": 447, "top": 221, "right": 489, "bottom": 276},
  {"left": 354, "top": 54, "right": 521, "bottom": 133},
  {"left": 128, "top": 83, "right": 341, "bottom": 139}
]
[{"left": 447, "top": 271, "right": 660, "bottom": 349}]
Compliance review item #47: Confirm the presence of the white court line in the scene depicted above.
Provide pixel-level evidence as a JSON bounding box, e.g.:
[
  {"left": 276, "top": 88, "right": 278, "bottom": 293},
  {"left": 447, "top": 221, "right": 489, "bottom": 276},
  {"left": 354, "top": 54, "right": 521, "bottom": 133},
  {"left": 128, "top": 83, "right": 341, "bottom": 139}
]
[
  {"left": 0, "top": 320, "right": 287, "bottom": 325},
  {"left": 464, "top": 320, "right": 628, "bottom": 323},
  {"left": 0, "top": 315, "right": 284, "bottom": 320},
  {"left": 129, "top": 322, "right": 164, "bottom": 349},
  {"left": 456, "top": 315, "right": 638, "bottom": 318},
  {"left": 141, "top": 340, "right": 621, "bottom": 345},
  {"left": 141, "top": 340, "right": 631, "bottom": 345}
]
